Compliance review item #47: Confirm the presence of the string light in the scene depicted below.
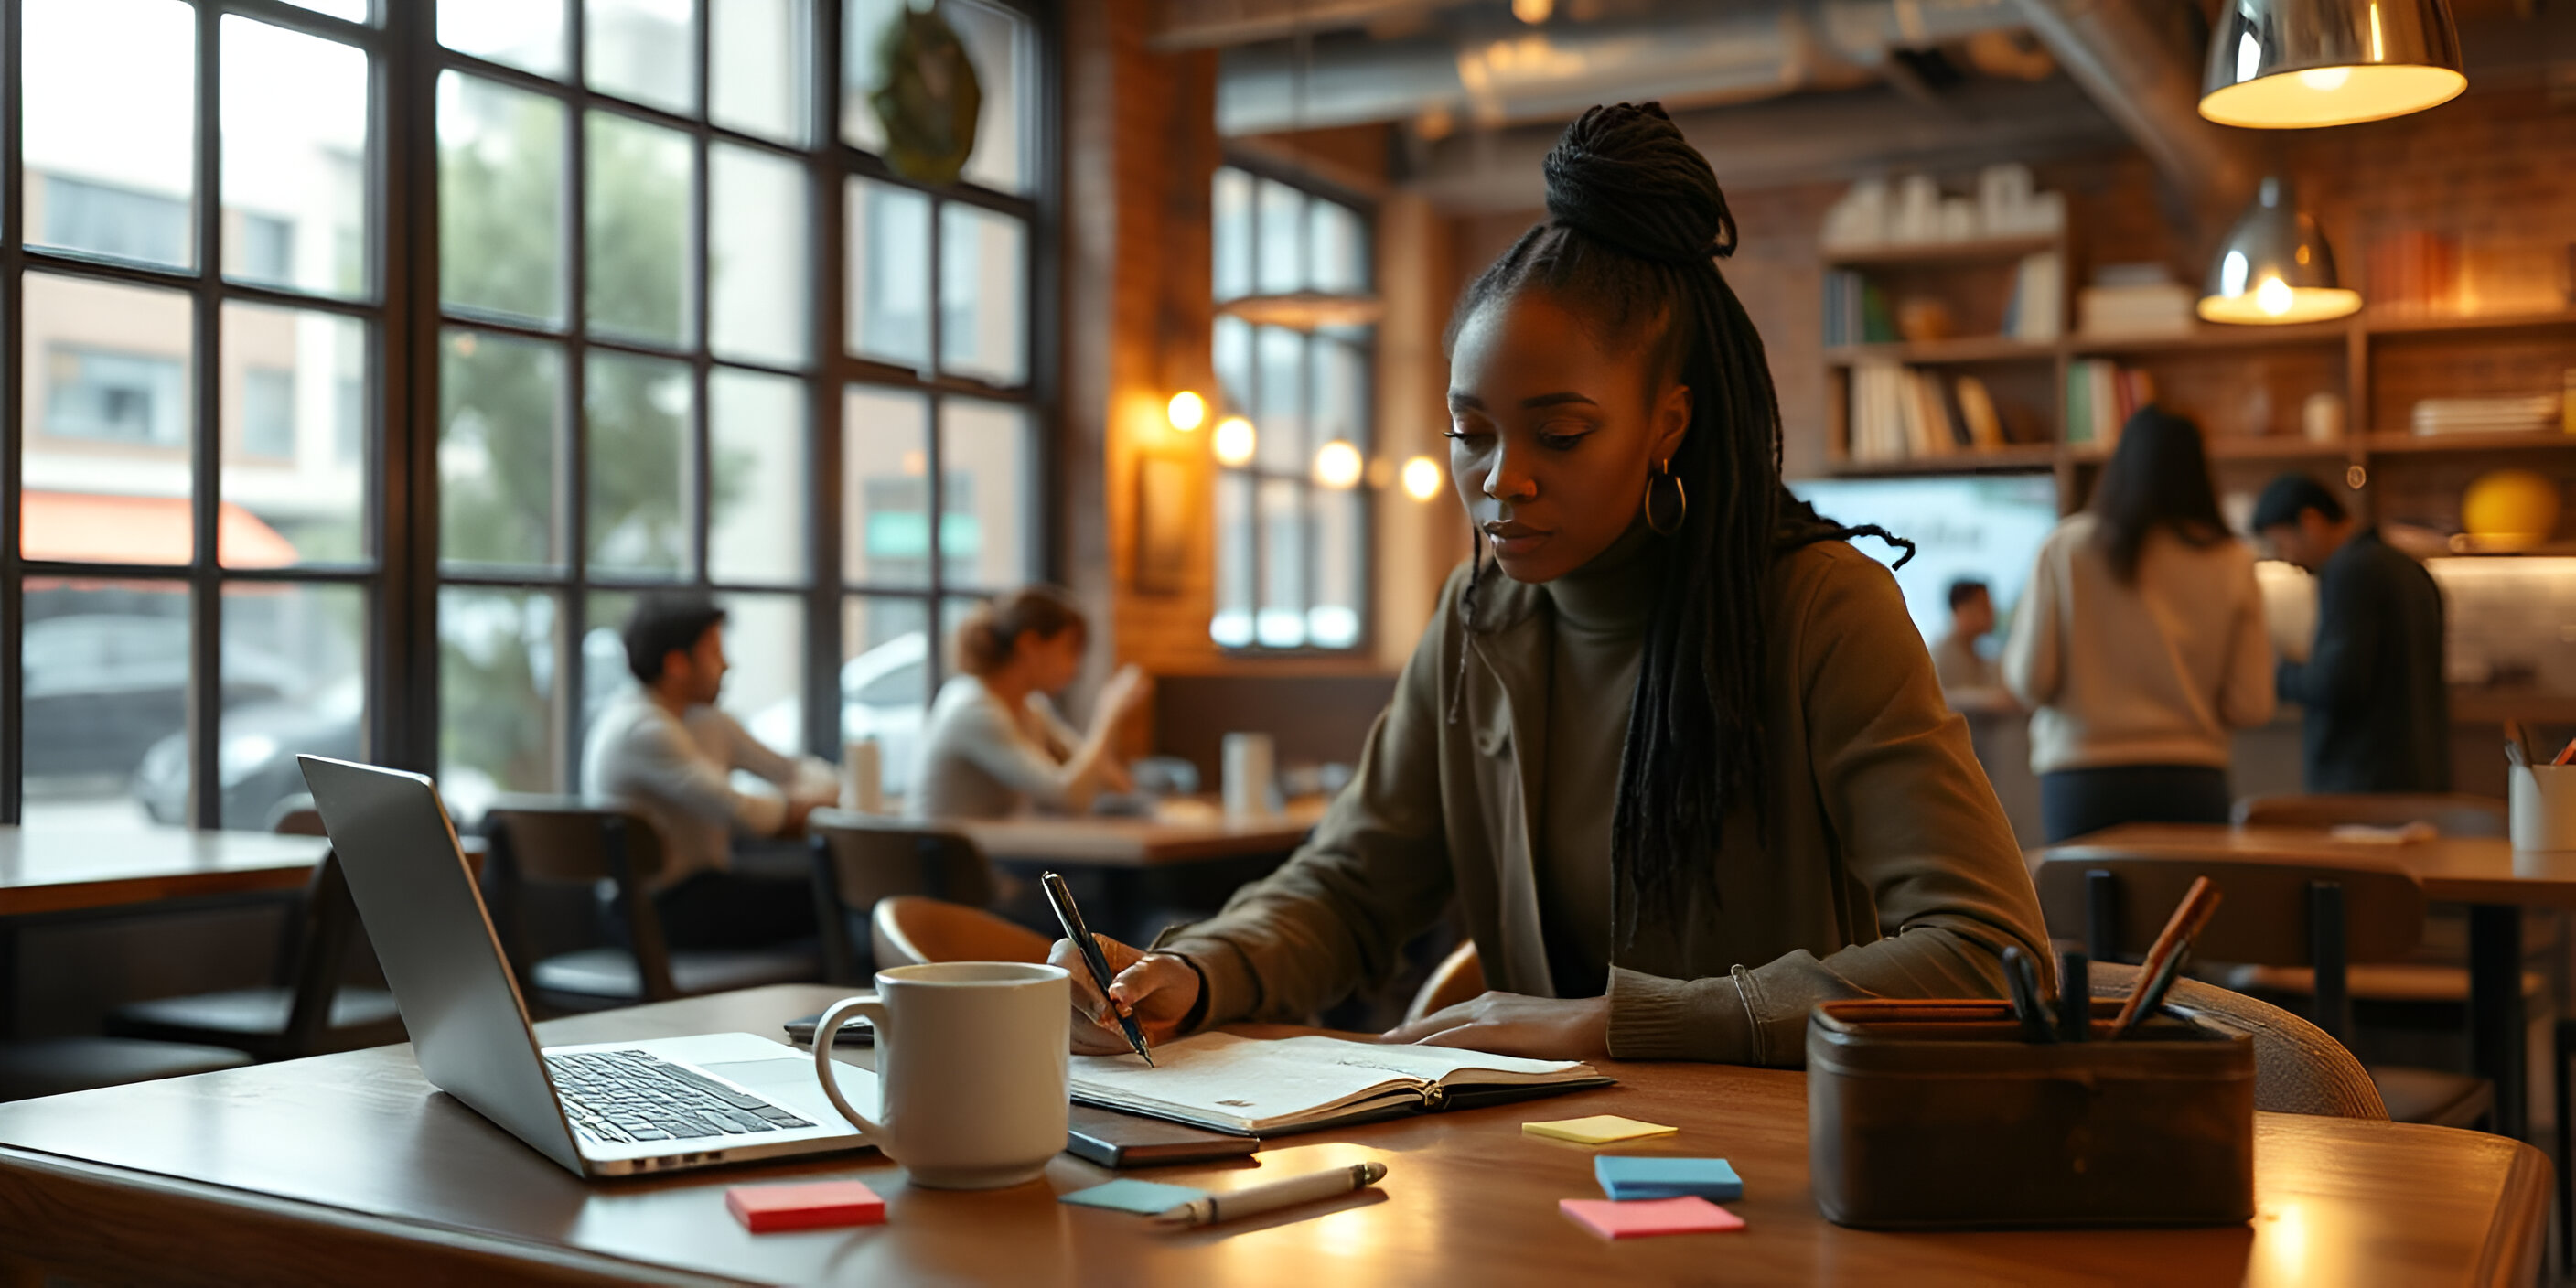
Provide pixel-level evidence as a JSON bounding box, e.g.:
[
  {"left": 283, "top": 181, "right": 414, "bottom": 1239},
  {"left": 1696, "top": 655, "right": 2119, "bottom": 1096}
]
[
  {"left": 1400, "top": 456, "right": 1443, "bottom": 500},
  {"left": 1314, "top": 441, "right": 1364, "bottom": 489},
  {"left": 1212, "top": 417, "right": 1257, "bottom": 467},
  {"left": 1166, "top": 391, "right": 1206, "bottom": 432}
]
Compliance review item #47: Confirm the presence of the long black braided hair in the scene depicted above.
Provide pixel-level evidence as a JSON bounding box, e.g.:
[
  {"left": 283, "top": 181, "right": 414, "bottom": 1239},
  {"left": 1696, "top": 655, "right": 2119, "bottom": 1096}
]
[{"left": 1444, "top": 103, "right": 1911, "bottom": 926}]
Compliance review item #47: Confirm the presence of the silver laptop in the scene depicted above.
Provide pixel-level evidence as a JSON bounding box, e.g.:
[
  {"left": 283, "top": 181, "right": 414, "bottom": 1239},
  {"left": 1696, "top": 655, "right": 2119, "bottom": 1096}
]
[{"left": 297, "top": 755, "right": 872, "bottom": 1177}]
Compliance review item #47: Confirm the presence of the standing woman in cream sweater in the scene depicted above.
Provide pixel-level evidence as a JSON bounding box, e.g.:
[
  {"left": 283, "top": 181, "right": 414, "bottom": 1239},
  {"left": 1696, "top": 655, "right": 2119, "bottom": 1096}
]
[{"left": 2003, "top": 409, "right": 2275, "bottom": 842}]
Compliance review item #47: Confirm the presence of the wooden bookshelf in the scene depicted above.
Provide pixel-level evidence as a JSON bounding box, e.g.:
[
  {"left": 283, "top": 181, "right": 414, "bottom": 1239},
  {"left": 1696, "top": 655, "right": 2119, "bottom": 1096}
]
[
  {"left": 2064, "top": 323, "right": 2349, "bottom": 356},
  {"left": 1823, "top": 337, "right": 2057, "bottom": 366},
  {"left": 1822, "top": 233, "right": 2061, "bottom": 269},
  {"left": 2364, "top": 430, "right": 2576, "bottom": 454},
  {"left": 1825, "top": 445, "right": 2057, "bottom": 478}
]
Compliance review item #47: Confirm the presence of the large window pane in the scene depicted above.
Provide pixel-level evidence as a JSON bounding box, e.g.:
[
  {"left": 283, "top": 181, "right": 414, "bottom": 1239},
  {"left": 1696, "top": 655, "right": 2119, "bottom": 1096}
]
[
  {"left": 440, "top": 0, "right": 568, "bottom": 78},
  {"left": 1256, "top": 178, "right": 1304, "bottom": 295},
  {"left": 1254, "top": 326, "right": 1305, "bottom": 472},
  {"left": 1212, "top": 473, "right": 1253, "bottom": 648},
  {"left": 440, "top": 586, "right": 563, "bottom": 808},
  {"left": 1256, "top": 478, "right": 1304, "bottom": 648},
  {"left": 939, "top": 203, "right": 1025, "bottom": 386},
  {"left": 717, "top": 592, "right": 804, "bottom": 757},
  {"left": 1213, "top": 316, "right": 1253, "bottom": 415},
  {"left": 843, "top": 384, "right": 930, "bottom": 588},
  {"left": 581, "top": 587, "right": 639, "bottom": 742},
  {"left": 710, "top": 145, "right": 809, "bottom": 369},
  {"left": 1214, "top": 168, "right": 1253, "bottom": 303},
  {"left": 24, "top": 580, "right": 189, "bottom": 831},
  {"left": 1309, "top": 489, "right": 1362, "bottom": 649},
  {"left": 1309, "top": 199, "right": 1368, "bottom": 295},
  {"left": 440, "top": 328, "right": 564, "bottom": 570},
  {"left": 946, "top": 0, "right": 1032, "bottom": 195},
  {"left": 223, "top": 304, "right": 368, "bottom": 566},
  {"left": 585, "top": 112, "right": 693, "bottom": 348},
  {"left": 712, "top": 0, "right": 810, "bottom": 145},
  {"left": 282, "top": 0, "right": 370, "bottom": 22},
  {"left": 219, "top": 582, "right": 366, "bottom": 829},
  {"left": 26, "top": 0, "right": 197, "bottom": 271},
  {"left": 439, "top": 73, "right": 566, "bottom": 325},
  {"left": 839, "top": 0, "right": 905, "bottom": 155},
  {"left": 221, "top": 17, "right": 371, "bottom": 299},
  {"left": 710, "top": 367, "right": 807, "bottom": 585},
  {"left": 585, "top": 0, "right": 697, "bottom": 117},
  {"left": 22, "top": 274, "right": 195, "bottom": 564},
  {"left": 939, "top": 398, "right": 1030, "bottom": 590},
  {"left": 585, "top": 350, "right": 692, "bottom": 577},
  {"left": 846, "top": 177, "right": 930, "bottom": 369},
  {"left": 842, "top": 593, "right": 930, "bottom": 795},
  {"left": 1311, "top": 338, "right": 1367, "bottom": 453}
]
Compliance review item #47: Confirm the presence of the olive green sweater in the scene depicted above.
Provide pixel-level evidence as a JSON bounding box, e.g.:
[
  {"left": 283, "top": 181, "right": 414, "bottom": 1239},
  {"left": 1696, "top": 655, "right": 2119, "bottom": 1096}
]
[{"left": 1155, "top": 538, "right": 2050, "bottom": 1067}]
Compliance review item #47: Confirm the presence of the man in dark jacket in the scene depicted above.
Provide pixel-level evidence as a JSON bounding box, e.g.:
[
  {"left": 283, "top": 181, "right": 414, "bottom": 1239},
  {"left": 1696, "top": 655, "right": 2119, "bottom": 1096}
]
[{"left": 2252, "top": 474, "right": 2450, "bottom": 792}]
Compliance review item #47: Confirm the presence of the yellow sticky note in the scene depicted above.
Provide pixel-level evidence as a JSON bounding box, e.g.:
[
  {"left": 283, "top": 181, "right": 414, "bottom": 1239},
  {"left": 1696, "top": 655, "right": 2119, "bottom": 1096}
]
[{"left": 1522, "top": 1114, "right": 1678, "bottom": 1145}]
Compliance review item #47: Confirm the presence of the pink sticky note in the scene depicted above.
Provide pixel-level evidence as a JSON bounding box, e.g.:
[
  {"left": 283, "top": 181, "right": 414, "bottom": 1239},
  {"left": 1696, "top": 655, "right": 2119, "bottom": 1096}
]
[
  {"left": 1560, "top": 1196, "right": 1745, "bottom": 1240},
  {"left": 726, "top": 1180, "right": 886, "bottom": 1232}
]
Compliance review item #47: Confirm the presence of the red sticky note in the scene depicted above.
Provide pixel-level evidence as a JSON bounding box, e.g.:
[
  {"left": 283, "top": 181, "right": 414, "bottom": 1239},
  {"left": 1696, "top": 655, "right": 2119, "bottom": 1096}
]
[
  {"left": 1559, "top": 1196, "right": 1744, "bottom": 1240},
  {"left": 726, "top": 1180, "right": 886, "bottom": 1233}
]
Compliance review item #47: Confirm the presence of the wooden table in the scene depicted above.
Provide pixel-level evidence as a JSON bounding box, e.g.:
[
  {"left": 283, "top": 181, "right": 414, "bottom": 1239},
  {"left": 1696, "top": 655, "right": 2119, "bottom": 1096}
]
[
  {"left": 0, "top": 983, "right": 2547, "bottom": 1286},
  {"left": 955, "top": 799, "right": 1328, "bottom": 868},
  {"left": 0, "top": 826, "right": 332, "bottom": 917},
  {"left": 2041, "top": 823, "right": 2568, "bottom": 1139}
]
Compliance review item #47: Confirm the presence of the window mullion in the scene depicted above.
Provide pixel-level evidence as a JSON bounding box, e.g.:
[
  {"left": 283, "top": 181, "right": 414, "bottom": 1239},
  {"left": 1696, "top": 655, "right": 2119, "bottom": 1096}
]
[
  {"left": 188, "top": 0, "right": 225, "bottom": 829},
  {"left": 1, "top": 0, "right": 24, "bottom": 823},
  {"left": 561, "top": 25, "right": 590, "bottom": 792}
]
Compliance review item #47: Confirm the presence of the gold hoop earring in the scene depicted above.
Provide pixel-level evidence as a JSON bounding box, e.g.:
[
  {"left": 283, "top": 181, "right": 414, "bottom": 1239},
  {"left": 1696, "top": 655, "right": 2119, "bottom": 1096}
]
[{"left": 1644, "top": 457, "right": 1687, "bottom": 536}]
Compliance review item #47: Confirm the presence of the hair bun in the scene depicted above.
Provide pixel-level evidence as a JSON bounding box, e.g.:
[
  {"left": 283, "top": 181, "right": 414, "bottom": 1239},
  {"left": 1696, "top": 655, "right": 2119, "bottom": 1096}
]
[{"left": 1541, "top": 102, "right": 1735, "bottom": 266}]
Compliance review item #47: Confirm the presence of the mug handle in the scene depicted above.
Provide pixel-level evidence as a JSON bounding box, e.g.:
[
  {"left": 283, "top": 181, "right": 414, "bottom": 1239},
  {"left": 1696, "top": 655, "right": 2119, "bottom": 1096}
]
[{"left": 812, "top": 994, "right": 890, "bottom": 1141}]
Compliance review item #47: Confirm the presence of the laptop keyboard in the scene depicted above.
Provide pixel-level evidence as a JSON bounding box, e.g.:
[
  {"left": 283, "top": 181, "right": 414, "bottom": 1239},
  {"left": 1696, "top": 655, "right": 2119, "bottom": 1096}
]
[{"left": 547, "top": 1048, "right": 814, "bottom": 1146}]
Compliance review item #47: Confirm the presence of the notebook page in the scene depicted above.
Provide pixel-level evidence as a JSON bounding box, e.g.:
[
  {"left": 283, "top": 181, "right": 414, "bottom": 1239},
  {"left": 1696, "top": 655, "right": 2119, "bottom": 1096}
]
[{"left": 1070, "top": 1034, "right": 1596, "bottom": 1133}]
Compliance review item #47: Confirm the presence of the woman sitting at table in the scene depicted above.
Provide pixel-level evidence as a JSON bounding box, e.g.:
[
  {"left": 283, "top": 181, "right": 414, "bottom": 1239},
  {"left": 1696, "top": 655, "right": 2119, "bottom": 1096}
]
[
  {"left": 1050, "top": 103, "right": 2048, "bottom": 1067},
  {"left": 907, "top": 586, "right": 1152, "bottom": 821}
]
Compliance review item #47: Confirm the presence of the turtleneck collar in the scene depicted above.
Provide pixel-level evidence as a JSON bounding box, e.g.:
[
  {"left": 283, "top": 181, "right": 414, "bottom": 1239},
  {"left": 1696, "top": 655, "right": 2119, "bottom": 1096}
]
[{"left": 1545, "top": 521, "right": 1658, "bottom": 637}]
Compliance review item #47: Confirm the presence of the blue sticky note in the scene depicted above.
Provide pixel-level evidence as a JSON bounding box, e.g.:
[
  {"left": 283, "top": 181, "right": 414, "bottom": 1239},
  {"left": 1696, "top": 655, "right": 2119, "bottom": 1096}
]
[
  {"left": 1594, "top": 1156, "right": 1743, "bottom": 1202},
  {"left": 1059, "top": 1179, "right": 1209, "bottom": 1216}
]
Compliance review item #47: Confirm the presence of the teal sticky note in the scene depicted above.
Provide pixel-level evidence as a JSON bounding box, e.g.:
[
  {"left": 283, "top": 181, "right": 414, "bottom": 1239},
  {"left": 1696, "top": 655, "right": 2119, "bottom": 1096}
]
[
  {"left": 1594, "top": 1156, "right": 1742, "bottom": 1202},
  {"left": 1059, "top": 1179, "right": 1209, "bottom": 1216}
]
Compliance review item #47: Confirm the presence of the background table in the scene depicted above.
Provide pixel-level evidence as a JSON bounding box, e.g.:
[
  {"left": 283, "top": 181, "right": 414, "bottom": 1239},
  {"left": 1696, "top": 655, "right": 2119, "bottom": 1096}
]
[
  {"left": 0, "top": 983, "right": 2547, "bottom": 1286},
  {"left": 954, "top": 799, "right": 1327, "bottom": 867},
  {"left": 0, "top": 827, "right": 331, "bottom": 918},
  {"left": 2040, "top": 823, "right": 2568, "bottom": 1139}
]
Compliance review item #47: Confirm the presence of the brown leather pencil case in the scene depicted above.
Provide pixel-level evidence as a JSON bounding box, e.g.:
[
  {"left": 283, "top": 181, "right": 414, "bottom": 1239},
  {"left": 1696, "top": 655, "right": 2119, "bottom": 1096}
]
[{"left": 1806, "top": 999, "right": 2255, "bottom": 1229}]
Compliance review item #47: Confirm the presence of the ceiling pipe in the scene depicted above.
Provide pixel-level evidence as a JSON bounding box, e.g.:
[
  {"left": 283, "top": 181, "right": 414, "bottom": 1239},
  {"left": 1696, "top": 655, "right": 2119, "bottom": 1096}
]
[
  {"left": 1216, "top": 0, "right": 2032, "bottom": 135},
  {"left": 2008, "top": 0, "right": 2258, "bottom": 223}
]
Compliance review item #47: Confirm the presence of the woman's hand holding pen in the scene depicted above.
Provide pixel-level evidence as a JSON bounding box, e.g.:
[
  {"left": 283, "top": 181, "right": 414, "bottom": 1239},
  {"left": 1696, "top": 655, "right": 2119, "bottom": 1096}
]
[
  {"left": 1048, "top": 932, "right": 1201, "bottom": 1056},
  {"left": 1379, "top": 992, "right": 1610, "bottom": 1061}
]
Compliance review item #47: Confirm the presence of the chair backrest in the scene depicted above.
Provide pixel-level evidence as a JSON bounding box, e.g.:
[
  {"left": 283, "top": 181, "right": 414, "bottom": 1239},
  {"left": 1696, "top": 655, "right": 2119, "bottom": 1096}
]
[
  {"left": 869, "top": 896, "right": 1052, "bottom": 972},
  {"left": 1402, "top": 940, "right": 1485, "bottom": 1026},
  {"left": 2034, "top": 849, "right": 2427, "bottom": 1043},
  {"left": 268, "top": 797, "right": 327, "bottom": 836},
  {"left": 2087, "top": 961, "right": 2386, "bottom": 1120},
  {"left": 479, "top": 800, "right": 678, "bottom": 1001},
  {"left": 2233, "top": 793, "right": 2507, "bottom": 838},
  {"left": 809, "top": 819, "right": 994, "bottom": 982}
]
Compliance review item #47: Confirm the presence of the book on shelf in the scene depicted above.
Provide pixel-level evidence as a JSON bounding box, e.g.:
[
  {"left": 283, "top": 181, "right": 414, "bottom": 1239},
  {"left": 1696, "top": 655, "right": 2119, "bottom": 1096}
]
[
  {"left": 2066, "top": 359, "right": 2156, "bottom": 446},
  {"left": 1847, "top": 362, "right": 1988, "bottom": 464},
  {"left": 2002, "top": 252, "right": 2063, "bottom": 342},
  {"left": 2077, "top": 283, "right": 2195, "bottom": 338},
  {"left": 1822, "top": 271, "right": 1898, "bottom": 347}
]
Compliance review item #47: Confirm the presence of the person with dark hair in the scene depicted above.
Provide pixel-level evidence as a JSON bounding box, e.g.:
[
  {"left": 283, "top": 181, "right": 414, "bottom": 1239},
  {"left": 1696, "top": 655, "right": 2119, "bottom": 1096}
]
[
  {"left": 907, "top": 586, "right": 1151, "bottom": 820},
  {"left": 2251, "top": 472, "right": 2449, "bottom": 792},
  {"left": 583, "top": 593, "right": 835, "bottom": 949},
  {"left": 2002, "top": 409, "right": 2276, "bottom": 842},
  {"left": 1044, "top": 103, "right": 2046, "bottom": 1067},
  {"left": 1934, "top": 577, "right": 2003, "bottom": 697}
]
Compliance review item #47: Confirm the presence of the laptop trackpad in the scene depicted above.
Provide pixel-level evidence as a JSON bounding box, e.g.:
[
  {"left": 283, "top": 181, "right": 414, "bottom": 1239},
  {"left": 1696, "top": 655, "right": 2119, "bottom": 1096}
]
[{"left": 705, "top": 1052, "right": 876, "bottom": 1122}]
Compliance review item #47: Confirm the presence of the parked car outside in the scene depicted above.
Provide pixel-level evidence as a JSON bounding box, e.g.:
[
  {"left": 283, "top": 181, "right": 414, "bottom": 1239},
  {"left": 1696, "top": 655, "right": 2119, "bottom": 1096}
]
[{"left": 749, "top": 632, "right": 928, "bottom": 798}]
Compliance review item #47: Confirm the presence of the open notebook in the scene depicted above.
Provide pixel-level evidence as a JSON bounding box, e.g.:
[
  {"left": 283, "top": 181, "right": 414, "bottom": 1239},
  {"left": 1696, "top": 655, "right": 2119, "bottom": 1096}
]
[{"left": 1070, "top": 1033, "right": 1611, "bottom": 1136}]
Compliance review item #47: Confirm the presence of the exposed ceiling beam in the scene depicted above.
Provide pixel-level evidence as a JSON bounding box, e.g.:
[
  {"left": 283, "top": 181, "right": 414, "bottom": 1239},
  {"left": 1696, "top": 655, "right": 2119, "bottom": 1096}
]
[
  {"left": 1218, "top": 0, "right": 2032, "bottom": 134},
  {"left": 2010, "top": 0, "right": 2254, "bottom": 222},
  {"left": 1151, "top": 0, "right": 1477, "bottom": 51},
  {"left": 1405, "top": 75, "right": 2131, "bottom": 211}
]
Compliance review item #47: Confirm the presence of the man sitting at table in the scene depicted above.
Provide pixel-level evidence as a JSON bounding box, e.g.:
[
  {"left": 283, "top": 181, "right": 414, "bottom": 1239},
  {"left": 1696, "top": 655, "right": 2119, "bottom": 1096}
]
[{"left": 584, "top": 593, "right": 836, "bottom": 949}]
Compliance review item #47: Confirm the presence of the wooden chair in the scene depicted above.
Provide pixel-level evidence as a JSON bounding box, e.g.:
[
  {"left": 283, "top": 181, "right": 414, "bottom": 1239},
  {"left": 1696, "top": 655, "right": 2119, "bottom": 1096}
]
[
  {"left": 2232, "top": 793, "right": 2508, "bottom": 838},
  {"left": 1402, "top": 940, "right": 1486, "bottom": 1025},
  {"left": 869, "top": 896, "right": 1052, "bottom": 971},
  {"left": 808, "top": 818, "right": 997, "bottom": 983},
  {"left": 0, "top": 1037, "right": 251, "bottom": 1102},
  {"left": 2083, "top": 960, "right": 2386, "bottom": 1119},
  {"left": 480, "top": 801, "right": 821, "bottom": 1011},
  {"left": 2034, "top": 850, "right": 2492, "bottom": 1131}
]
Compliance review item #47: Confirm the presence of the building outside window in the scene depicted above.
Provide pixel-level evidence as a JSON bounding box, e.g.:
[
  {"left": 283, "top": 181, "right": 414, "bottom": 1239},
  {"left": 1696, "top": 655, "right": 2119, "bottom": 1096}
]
[{"left": 1208, "top": 164, "right": 1374, "bottom": 651}]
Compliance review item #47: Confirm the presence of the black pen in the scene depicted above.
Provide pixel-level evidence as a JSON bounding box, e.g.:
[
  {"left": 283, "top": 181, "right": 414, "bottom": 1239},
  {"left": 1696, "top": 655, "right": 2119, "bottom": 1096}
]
[
  {"left": 1041, "top": 871, "right": 1154, "bottom": 1067},
  {"left": 2057, "top": 950, "right": 2089, "bottom": 1043},
  {"left": 2002, "top": 945, "right": 2055, "bottom": 1044}
]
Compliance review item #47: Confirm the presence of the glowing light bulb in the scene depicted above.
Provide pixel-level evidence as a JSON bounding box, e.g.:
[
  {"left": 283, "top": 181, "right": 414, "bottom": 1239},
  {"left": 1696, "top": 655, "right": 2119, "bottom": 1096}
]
[
  {"left": 1511, "top": 0, "right": 1551, "bottom": 21},
  {"left": 1212, "top": 417, "right": 1257, "bottom": 467},
  {"left": 2297, "top": 67, "right": 2352, "bottom": 91},
  {"left": 1400, "top": 456, "right": 1444, "bottom": 501},
  {"left": 1314, "top": 440, "right": 1364, "bottom": 490},
  {"left": 2255, "top": 276, "right": 2294, "bottom": 317},
  {"left": 1166, "top": 391, "right": 1206, "bottom": 432}
]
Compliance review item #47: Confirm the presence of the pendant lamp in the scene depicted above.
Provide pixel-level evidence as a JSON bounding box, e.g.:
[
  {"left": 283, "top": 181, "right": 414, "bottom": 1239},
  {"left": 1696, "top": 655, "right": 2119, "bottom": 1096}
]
[
  {"left": 2200, "top": 0, "right": 2465, "bottom": 129},
  {"left": 2198, "top": 177, "right": 2362, "bottom": 325}
]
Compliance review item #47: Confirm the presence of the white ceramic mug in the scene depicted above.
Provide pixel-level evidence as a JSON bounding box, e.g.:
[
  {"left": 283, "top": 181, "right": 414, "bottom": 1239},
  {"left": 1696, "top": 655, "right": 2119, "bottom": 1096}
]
[
  {"left": 1222, "top": 732, "right": 1276, "bottom": 818},
  {"left": 811, "top": 961, "right": 1071, "bottom": 1189}
]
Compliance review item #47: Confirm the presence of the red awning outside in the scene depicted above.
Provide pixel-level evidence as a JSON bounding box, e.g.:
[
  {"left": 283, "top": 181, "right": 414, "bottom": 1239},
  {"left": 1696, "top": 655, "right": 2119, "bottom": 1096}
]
[{"left": 20, "top": 491, "right": 299, "bottom": 568}]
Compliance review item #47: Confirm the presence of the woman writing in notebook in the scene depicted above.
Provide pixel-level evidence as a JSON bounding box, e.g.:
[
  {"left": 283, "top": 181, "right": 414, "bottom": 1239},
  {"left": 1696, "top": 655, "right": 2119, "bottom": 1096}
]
[{"left": 1053, "top": 104, "right": 2048, "bottom": 1066}]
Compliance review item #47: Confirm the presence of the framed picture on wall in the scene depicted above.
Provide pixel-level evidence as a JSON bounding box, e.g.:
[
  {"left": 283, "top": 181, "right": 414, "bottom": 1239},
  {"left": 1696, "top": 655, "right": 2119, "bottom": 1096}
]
[{"left": 1133, "top": 450, "right": 1201, "bottom": 595}]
